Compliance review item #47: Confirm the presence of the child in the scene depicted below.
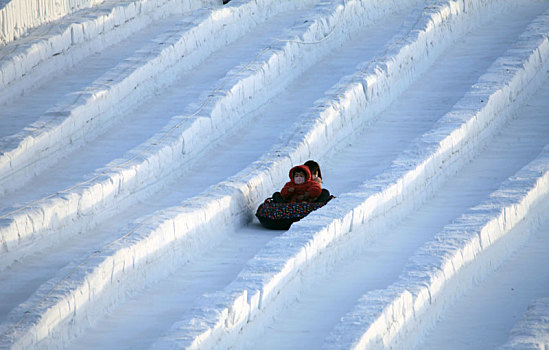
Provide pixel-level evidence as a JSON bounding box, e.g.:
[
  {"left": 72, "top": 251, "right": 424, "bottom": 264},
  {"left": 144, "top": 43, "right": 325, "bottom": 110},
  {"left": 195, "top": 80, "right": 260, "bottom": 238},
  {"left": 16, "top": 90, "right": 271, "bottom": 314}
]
[
  {"left": 304, "top": 160, "right": 332, "bottom": 204},
  {"left": 275, "top": 165, "right": 322, "bottom": 203}
]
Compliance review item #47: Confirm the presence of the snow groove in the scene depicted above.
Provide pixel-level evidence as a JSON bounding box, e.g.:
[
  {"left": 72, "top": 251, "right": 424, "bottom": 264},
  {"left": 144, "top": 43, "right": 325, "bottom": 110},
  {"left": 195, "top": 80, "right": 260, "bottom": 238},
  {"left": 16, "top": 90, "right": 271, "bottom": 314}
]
[{"left": 327, "top": 145, "right": 549, "bottom": 350}]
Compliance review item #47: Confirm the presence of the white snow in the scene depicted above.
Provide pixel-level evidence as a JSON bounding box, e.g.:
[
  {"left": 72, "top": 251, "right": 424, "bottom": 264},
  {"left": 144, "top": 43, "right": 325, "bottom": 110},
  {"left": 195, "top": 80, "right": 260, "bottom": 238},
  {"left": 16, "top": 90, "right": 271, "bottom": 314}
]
[
  {"left": 1, "top": 0, "right": 549, "bottom": 348},
  {"left": 499, "top": 297, "right": 549, "bottom": 349}
]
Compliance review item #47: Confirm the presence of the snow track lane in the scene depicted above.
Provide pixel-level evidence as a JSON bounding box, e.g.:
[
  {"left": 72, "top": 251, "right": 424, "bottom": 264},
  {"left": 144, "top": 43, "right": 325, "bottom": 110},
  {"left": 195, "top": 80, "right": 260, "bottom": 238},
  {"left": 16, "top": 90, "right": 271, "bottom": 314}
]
[
  {"left": 70, "top": 225, "right": 279, "bottom": 350},
  {"left": 0, "top": 0, "right": 212, "bottom": 98},
  {"left": 0, "top": 0, "right": 317, "bottom": 195},
  {"left": 1, "top": 0, "right": 415, "bottom": 265},
  {"left": 0, "top": 0, "right": 419, "bottom": 347},
  {"left": 324, "top": 1, "right": 547, "bottom": 195}
]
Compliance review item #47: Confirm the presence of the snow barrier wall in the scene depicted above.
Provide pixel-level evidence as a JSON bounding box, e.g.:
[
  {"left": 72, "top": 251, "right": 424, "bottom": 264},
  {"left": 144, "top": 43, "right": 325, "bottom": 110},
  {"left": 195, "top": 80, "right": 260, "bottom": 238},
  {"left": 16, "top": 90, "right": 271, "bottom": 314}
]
[
  {"left": 0, "top": 0, "right": 313, "bottom": 194},
  {"left": 322, "top": 9, "right": 549, "bottom": 350},
  {"left": 0, "top": 0, "right": 322, "bottom": 266},
  {"left": 151, "top": 0, "right": 546, "bottom": 349}
]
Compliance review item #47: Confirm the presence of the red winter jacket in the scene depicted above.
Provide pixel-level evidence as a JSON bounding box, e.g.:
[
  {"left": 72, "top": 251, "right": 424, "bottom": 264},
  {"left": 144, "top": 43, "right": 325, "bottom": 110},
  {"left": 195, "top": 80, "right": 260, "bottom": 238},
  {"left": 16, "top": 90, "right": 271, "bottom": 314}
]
[{"left": 280, "top": 165, "right": 322, "bottom": 203}]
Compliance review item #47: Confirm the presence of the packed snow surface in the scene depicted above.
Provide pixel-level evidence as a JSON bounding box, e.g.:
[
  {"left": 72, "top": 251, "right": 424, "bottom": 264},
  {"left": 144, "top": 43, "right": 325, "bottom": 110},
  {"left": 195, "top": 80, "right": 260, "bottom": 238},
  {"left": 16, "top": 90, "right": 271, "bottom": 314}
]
[{"left": 1, "top": 0, "right": 549, "bottom": 349}]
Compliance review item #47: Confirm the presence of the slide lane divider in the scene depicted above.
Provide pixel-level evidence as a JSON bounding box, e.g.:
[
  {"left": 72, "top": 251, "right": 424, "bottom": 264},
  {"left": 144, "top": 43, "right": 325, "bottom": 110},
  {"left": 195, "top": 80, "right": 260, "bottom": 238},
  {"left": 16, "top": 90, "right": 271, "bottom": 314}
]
[{"left": 325, "top": 145, "right": 549, "bottom": 349}]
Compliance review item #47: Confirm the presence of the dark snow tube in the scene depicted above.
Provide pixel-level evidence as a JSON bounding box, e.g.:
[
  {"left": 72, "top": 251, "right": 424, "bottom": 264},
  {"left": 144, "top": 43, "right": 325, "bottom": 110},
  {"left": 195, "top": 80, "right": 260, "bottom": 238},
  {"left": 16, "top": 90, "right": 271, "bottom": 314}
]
[{"left": 255, "top": 197, "right": 332, "bottom": 230}]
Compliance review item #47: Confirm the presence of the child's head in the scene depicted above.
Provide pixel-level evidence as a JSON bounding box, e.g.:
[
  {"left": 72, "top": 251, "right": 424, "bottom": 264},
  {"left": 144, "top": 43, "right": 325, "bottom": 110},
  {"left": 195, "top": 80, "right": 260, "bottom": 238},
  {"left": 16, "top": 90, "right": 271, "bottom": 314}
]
[
  {"left": 304, "top": 160, "right": 322, "bottom": 180},
  {"left": 293, "top": 169, "right": 307, "bottom": 184}
]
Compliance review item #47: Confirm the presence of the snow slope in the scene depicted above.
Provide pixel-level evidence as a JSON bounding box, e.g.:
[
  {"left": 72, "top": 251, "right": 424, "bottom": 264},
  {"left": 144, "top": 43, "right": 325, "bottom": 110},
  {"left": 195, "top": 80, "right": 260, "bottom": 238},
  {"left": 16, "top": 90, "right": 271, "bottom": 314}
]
[{"left": 1, "top": 0, "right": 549, "bottom": 348}]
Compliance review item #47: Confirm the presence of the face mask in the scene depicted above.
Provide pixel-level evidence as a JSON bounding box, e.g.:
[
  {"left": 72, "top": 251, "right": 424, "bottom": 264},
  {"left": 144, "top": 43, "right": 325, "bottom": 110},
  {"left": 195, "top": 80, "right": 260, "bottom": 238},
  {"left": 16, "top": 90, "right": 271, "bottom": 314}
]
[{"left": 294, "top": 175, "right": 305, "bottom": 184}]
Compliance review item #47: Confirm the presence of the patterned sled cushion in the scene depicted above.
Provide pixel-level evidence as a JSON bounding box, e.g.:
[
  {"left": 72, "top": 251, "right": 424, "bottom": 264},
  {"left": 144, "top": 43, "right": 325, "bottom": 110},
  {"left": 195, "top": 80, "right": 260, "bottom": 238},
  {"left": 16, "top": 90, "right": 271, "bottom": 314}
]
[{"left": 255, "top": 198, "right": 327, "bottom": 221}]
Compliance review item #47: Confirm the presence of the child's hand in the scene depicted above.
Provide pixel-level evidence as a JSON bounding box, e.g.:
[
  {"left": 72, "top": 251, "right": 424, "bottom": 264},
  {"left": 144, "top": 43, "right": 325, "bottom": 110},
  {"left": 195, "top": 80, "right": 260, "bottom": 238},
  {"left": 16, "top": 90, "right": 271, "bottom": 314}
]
[{"left": 287, "top": 187, "right": 294, "bottom": 193}]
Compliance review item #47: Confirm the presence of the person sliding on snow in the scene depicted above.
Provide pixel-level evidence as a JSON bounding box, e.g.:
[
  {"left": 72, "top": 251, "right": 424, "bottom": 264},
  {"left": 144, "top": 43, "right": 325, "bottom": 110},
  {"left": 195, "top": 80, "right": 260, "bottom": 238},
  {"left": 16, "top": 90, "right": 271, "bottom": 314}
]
[
  {"left": 273, "top": 165, "right": 322, "bottom": 203},
  {"left": 304, "top": 160, "right": 332, "bottom": 204}
]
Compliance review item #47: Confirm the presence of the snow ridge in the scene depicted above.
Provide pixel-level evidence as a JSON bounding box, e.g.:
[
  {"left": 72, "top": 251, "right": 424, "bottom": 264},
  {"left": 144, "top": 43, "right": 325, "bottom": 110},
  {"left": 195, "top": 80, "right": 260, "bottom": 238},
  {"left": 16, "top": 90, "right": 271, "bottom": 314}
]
[
  {"left": 0, "top": 0, "right": 105, "bottom": 47},
  {"left": 326, "top": 146, "right": 549, "bottom": 349}
]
